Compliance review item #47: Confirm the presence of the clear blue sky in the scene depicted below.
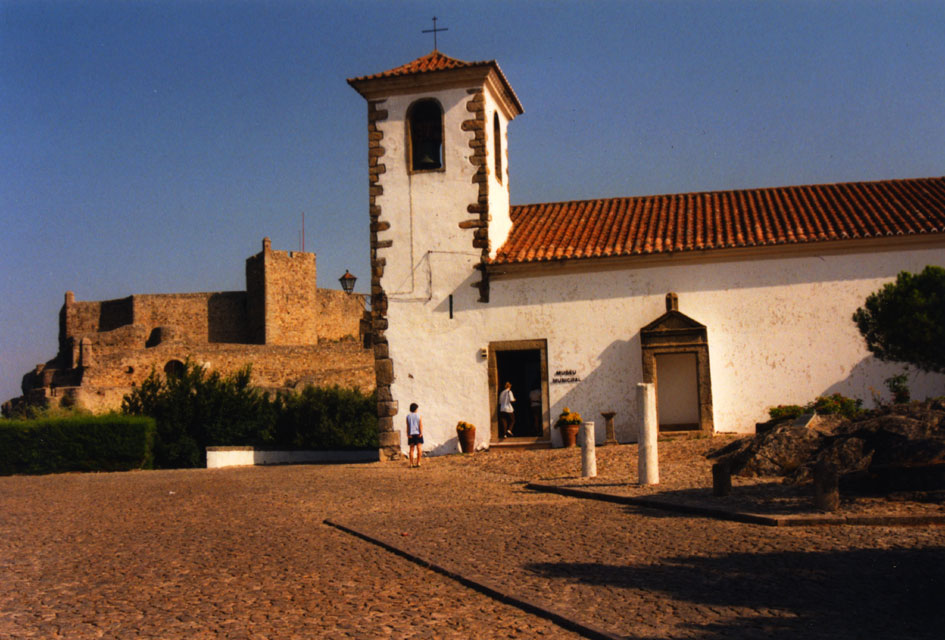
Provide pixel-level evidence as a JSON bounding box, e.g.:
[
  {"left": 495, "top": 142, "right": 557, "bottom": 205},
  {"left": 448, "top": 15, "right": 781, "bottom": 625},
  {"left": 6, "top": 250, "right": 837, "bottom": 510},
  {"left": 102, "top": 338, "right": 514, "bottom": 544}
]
[{"left": 2, "top": 0, "right": 944, "bottom": 404}]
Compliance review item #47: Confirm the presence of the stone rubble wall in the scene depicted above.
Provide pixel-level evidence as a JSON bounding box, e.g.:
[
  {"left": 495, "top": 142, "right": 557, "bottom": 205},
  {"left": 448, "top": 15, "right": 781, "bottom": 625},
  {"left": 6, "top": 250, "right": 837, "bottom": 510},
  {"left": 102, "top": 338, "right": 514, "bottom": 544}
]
[
  {"left": 7, "top": 240, "right": 373, "bottom": 417},
  {"left": 315, "top": 289, "right": 365, "bottom": 341},
  {"left": 57, "top": 339, "right": 374, "bottom": 413}
]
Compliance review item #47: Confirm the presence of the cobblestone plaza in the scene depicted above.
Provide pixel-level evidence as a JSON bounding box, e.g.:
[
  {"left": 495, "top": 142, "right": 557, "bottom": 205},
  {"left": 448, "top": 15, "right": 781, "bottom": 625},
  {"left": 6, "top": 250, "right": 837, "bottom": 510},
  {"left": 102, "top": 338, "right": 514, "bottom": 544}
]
[{"left": 2, "top": 444, "right": 943, "bottom": 639}]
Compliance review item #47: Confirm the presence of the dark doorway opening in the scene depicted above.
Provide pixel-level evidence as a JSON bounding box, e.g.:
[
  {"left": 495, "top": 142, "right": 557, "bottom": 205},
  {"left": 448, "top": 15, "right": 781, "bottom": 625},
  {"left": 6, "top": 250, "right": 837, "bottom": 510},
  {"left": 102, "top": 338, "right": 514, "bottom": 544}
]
[{"left": 496, "top": 349, "right": 543, "bottom": 438}]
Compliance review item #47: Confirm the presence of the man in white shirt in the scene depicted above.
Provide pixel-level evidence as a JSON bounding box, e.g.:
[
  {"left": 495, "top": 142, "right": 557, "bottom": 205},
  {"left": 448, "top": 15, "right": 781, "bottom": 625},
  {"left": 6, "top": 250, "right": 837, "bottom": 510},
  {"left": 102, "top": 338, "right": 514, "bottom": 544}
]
[{"left": 499, "top": 382, "right": 515, "bottom": 438}]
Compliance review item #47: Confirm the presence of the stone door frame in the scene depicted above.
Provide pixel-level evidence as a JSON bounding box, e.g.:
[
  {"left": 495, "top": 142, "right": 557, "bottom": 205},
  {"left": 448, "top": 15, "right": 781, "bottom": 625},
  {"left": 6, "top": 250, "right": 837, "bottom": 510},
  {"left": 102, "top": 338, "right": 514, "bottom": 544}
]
[
  {"left": 487, "top": 339, "right": 549, "bottom": 442},
  {"left": 640, "top": 294, "right": 714, "bottom": 434}
]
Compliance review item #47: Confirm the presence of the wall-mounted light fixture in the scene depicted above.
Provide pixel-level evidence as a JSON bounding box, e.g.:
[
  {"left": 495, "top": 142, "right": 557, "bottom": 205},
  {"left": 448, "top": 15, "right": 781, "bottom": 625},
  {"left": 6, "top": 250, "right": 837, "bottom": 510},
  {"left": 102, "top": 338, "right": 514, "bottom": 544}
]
[{"left": 339, "top": 270, "right": 357, "bottom": 294}]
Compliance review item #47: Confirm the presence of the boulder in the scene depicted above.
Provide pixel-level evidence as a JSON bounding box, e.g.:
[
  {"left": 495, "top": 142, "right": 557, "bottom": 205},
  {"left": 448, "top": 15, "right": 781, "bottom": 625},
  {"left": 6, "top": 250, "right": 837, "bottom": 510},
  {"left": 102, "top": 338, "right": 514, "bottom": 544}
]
[
  {"left": 709, "top": 422, "right": 825, "bottom": 477},
  {"left": 708, "top": 399, "right": 945, "bottom": 493}
]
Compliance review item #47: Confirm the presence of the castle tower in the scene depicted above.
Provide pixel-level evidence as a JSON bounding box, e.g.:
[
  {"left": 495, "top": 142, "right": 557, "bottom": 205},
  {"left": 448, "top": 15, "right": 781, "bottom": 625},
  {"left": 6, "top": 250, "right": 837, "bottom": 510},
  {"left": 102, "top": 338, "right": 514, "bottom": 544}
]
[
  {"left": 349, "top": 51, "right": 523, "bottom": 459},
  {"left": 245, "top": 237, "right": 318, "bottom": 345}
]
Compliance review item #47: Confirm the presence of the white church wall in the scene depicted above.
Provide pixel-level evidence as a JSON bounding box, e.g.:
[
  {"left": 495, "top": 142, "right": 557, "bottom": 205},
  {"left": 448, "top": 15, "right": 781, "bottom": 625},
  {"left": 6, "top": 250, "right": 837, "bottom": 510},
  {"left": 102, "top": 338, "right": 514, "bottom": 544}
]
[
  {"left": 373, "top": 87, "right": 481, "bottom": 296},
  {"left": 385, "top": 243, "right": 944, "bottom": 454},
  {"left": 483, "top": 90, "right": 513, "bottom": 257}
]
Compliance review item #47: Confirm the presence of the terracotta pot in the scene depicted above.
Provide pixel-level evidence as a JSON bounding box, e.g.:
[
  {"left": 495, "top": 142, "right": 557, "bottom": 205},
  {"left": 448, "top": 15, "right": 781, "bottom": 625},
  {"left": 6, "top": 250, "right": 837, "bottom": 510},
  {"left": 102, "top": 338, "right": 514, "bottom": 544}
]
[
  {"left": 559, "top": 423, "right": 580, "bottom": 447},
  {"left": 458, "top": 428, "right": 476, "bottom": 454}
]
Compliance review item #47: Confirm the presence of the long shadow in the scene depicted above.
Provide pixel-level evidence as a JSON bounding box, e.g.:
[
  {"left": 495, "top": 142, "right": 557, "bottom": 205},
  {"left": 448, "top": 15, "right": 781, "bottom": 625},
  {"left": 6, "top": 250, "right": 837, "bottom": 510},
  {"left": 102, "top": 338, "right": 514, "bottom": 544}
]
[{"left": 527, "top": 547, "right": 945, "bottom": 639}]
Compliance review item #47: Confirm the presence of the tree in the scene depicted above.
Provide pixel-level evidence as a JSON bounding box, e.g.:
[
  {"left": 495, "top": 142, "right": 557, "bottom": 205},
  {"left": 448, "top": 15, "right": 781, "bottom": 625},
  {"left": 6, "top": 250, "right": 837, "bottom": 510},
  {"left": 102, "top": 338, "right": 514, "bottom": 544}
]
[{"left": 853, "top": 265, "right": 945, "bottom": 374}]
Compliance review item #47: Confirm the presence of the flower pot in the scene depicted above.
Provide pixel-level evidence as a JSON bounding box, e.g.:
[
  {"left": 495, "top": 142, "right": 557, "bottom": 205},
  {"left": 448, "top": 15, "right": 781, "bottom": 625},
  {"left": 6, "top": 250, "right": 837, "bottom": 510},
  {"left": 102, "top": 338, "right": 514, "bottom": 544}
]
[
  {"left": 458, "top": 428, "right": 476, "bottom": 454},
  {"left": 560, "top": 423, "right": 580, "bottom": 447}
]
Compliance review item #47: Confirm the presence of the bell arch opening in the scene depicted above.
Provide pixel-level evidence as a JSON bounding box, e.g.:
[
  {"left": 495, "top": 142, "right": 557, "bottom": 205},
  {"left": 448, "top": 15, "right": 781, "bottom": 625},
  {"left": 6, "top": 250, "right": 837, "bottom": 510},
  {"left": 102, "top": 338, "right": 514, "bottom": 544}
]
[{"left": 407, "top": 98, "right": 443, "bottom": 171}]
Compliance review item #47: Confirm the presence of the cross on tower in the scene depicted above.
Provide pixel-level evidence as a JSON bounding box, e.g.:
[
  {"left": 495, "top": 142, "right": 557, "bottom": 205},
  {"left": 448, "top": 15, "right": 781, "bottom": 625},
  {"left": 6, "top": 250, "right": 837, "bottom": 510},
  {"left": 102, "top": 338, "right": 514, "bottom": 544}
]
[{"left": 422, "top": 16, "right": 448, "bottom": 50}]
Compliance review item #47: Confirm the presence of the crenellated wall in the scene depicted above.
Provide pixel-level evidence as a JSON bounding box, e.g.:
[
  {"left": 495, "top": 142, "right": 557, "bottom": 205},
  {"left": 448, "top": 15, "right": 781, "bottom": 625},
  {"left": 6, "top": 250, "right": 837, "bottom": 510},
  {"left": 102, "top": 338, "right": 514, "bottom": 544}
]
[{"left": 7, "top": 239, "right": 372, "bottom": 416}]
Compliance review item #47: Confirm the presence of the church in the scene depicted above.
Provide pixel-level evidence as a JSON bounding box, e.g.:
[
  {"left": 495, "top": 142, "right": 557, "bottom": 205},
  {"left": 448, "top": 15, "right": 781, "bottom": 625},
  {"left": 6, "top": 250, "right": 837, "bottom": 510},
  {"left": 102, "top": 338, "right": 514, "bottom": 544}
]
[{"left": 347, "top": 50, "right": 945, "bottom": 459}]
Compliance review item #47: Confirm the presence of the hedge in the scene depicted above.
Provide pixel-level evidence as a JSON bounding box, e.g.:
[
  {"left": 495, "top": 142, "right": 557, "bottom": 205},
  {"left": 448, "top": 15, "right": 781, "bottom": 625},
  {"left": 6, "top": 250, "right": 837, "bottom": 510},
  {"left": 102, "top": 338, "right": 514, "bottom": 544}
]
[
  {"left": 0, "top": 415, "right": 156, "bottom": 475},
  {"left": 122, "top": 362, "right": 378, "bottom": 468}
]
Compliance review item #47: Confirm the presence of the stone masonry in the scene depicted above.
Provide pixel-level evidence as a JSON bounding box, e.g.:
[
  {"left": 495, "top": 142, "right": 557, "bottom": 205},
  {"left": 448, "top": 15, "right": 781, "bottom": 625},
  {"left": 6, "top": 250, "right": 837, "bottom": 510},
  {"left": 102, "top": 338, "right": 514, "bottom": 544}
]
[
  {"left": 364, "top": 99, "right": 400, "bottom": 461},
  {"left": 4, "top": 238, "right": 373, "bottom": 415}
]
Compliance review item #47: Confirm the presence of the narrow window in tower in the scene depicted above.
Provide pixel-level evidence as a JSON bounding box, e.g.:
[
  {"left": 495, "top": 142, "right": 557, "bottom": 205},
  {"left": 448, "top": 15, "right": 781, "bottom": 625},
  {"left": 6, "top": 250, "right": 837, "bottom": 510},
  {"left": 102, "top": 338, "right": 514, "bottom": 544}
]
[
  {"left": 493, "top": 113, "right": 502, "bottom": 183},
  {"left": 408, "top": 99, "right": 443, "bottom": 171}
]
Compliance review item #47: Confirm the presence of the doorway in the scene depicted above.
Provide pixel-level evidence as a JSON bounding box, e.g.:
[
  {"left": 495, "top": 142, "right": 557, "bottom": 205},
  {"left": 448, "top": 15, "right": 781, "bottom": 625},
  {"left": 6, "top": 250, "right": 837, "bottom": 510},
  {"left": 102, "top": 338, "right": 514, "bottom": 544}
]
[
  {"left": 488, "top": 340, "right": 549, "bottom": 441},
  {"left": 654, "top": 352, "right": 700, "bottom": 431},
  {"left": 639, "top": 293, "right": 714, "bottom": 434}
]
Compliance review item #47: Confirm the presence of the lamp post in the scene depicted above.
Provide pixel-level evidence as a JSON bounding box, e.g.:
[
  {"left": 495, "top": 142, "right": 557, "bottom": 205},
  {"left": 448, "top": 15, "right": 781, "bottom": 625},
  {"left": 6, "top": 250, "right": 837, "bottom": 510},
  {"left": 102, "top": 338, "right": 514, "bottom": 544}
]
[{"left": 339, "top": 270, "right": 357, "bottom": 294}]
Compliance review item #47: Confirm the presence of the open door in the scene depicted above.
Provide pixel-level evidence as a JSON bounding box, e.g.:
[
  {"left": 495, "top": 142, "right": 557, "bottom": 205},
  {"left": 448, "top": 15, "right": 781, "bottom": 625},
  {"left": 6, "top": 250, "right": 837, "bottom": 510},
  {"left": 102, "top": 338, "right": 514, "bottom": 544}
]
[{"left": 488, "top": 340, "right": 549, "bottom": 442}]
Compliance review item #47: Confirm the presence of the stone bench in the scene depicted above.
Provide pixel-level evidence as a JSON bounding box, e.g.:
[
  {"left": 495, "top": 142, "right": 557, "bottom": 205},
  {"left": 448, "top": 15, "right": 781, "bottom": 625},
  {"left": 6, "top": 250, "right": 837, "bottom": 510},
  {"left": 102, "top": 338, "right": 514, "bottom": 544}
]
[{"left": 206, "top": 446, "right": 376, "bottom": 468}]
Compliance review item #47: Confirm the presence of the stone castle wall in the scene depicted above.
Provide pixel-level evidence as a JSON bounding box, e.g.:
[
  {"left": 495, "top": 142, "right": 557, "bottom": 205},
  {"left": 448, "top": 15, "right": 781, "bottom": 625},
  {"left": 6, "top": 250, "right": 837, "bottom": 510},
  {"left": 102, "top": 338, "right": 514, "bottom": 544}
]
[
  {"left": 6, "top": 238, "right": 373, "bottom": 416},
  {"left": 315, "top": 289, "right": 365, "bottom": 341},
  {"left": 132, "top": 292, "right": 249, "bottom": 344}
]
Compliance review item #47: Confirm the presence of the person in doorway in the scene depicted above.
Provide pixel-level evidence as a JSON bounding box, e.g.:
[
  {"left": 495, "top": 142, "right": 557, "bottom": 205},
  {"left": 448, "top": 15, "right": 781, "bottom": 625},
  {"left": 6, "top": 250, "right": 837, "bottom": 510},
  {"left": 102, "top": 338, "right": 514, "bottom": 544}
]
[
  {"left": 529, "top": 387, "right": 541, "bottom": 435},
  {"left": 499, "top": 382, "right": 516, "bottom": 438},
  {"left": 406, "top": 402, "right": 424, "bottom": 468}
]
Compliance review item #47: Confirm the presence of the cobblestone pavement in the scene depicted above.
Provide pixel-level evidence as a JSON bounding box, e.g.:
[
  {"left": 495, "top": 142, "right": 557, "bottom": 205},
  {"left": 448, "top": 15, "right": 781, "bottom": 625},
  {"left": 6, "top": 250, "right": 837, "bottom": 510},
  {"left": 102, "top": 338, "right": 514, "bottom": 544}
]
[{"left": 2, "top": 443, "right": 944, "bottom": 639}]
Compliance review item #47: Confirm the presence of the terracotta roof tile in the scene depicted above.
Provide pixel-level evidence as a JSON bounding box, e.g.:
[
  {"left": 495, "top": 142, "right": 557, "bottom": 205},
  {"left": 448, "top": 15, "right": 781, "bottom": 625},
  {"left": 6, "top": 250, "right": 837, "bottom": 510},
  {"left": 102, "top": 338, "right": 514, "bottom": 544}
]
[
  {"left": 347, "top": 50, "right": 524, "bottom": 114},
  {"left": 348, "top": 50, "right": 483, "bottom": 82},
  {"left": 492, "top": 176, "right": 945, "bottom": 265}
]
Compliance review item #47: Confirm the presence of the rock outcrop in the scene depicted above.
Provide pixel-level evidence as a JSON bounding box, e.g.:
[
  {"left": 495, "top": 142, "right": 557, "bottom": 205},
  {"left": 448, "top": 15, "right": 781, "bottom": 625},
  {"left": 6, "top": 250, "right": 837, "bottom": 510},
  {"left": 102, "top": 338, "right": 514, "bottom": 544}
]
[{"left": 708, "top": 399, "right": 945, "bottom": 492}]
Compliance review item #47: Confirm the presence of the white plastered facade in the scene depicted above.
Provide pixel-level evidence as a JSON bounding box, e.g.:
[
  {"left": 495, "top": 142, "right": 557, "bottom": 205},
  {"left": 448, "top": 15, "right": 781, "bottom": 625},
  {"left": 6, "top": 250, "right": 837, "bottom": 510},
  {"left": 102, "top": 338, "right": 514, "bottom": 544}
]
[{"left": 365, "top": 65, "right": 945, "bottom": 456}]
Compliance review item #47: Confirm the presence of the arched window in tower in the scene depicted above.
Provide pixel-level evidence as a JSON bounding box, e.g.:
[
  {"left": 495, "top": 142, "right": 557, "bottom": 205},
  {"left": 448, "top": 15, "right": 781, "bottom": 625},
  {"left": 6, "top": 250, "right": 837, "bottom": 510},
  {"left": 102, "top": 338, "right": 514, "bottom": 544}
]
[
  {"left": 407, "top": 99, "right": 443, "bottom": 171},
  {"left": 493, "top": 113, "right": 502, "bottom": 183}
]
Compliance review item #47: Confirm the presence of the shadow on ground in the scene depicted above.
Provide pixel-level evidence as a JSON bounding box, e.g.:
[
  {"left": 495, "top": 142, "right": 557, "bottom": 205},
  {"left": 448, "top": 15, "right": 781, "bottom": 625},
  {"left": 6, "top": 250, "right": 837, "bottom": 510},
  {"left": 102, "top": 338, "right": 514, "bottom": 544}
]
[{"left": 527, "top": 546, "right": 945, "bottom": 639}]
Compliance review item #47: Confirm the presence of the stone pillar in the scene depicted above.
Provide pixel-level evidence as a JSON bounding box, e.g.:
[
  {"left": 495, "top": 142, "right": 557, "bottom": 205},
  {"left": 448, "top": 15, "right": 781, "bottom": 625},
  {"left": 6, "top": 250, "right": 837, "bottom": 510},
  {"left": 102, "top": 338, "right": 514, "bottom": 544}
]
[
  {"left": 637, "top": 382, "right": 659, "bottom": 485},
  {"left": 814, "top": 459, "right": 840, "bottom": 512},
  {"left": 601, "top": 411, "right": 617, "bottom": 445},
  {"left": 581, "top": 421, "right": 597, "bottom": 478},
  {"left": 712, "top": 461, "right": 732, "bottom": 496}
]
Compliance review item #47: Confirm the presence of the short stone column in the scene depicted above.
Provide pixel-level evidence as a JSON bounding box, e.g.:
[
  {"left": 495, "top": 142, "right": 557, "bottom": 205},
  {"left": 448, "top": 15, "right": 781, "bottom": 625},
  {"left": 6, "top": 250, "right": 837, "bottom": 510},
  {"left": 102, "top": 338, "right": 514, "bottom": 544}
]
[
  {"left": 581, "top": 421, "right": 597, "bottom": 478},
  {"left": 712, "top": 461, "right": 732, "bottom": 497},
  {"left": 813, "top": 459, "right": 840, "bottom": 512},
  {"left": 601, "top": 411, "right": 617, "bottom": 445},
  {"left": 637, "top": 382, "right": 659, "bottom": 485}
]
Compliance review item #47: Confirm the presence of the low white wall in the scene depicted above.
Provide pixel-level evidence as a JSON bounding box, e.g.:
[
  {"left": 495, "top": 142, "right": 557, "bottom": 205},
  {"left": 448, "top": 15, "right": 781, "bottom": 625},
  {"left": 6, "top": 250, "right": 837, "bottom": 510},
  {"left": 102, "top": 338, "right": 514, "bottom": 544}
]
[{"left": 206, "top": 446, "right": 376, "bottom": 469}]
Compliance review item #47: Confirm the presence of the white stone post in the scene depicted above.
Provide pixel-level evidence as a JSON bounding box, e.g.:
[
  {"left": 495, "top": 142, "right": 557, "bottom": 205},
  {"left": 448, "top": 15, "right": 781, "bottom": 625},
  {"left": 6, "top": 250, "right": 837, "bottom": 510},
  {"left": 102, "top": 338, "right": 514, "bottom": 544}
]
[
  {"left": 637, "top": 383, "right": 659, "bottom": 485},
  {"left": 580, "top": 421, "right": 597, "bottom": 478}
]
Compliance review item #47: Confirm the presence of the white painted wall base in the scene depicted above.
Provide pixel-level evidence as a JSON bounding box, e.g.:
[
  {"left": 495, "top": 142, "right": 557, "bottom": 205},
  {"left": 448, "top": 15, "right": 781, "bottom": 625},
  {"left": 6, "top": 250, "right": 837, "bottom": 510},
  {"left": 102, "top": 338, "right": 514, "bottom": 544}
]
[{"left": 206, "top": 446, "right": 376, "bottom": 469}]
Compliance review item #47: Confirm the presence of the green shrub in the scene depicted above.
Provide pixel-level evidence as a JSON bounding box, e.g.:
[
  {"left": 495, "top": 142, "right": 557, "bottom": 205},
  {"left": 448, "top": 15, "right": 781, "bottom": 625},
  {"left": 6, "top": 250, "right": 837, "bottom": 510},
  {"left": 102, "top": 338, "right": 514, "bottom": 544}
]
[
  {"left": 0, "top": 415, "right": 155, "bottom": 475},
  {"left": 768, "top": 393, "right": 865, "bottom": 422},
  {"left": 271, "top": 386, "right": 378, "bottom": 450},
  {"left": 808, "top": 393, "right": 864, "bottom": 420},
  {"left": 768, "top": 405, "right": 805, "bottom": 421},
  {"left": 853, "top": 265, "right": 945, "bottom": 374},
  {"left": 884, "top": 372, "right": 911, "bottom": 404},
  {"left": 122, "top": 363, "right": 273, "bottom": 468},
  {"left": 122, "top": 362, "right": 377, "bottom": 467}
]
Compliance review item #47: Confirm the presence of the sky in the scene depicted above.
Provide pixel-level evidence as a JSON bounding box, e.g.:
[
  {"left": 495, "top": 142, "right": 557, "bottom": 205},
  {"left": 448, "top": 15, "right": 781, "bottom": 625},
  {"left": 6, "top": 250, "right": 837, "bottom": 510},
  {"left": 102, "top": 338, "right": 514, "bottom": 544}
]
[{"left": 2, "top": 0, "right": 944, "bottom": 405}]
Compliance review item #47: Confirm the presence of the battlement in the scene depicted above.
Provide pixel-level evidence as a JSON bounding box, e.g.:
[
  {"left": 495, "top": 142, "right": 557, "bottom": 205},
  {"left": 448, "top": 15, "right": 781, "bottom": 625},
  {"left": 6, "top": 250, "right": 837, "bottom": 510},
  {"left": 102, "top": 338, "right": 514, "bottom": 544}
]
[
  {"left": 6, "top": 238, "right": 372, "bottom": 416},
  {"left": 245, "top": 237, "right": 319, "bottom": 345}
]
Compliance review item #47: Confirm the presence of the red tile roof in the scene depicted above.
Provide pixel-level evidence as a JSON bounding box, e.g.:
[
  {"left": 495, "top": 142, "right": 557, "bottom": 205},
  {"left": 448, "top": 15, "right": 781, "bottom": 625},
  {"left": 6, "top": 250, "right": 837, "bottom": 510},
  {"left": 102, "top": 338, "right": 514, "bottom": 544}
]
[
  {"left": 492, "top": 176, "right": 945, "bottom": 265},
  {"left": 349, "top": 50, "right": 483, "bottom": 81},
  {"left": 348, "top": 50, "right": 523, "bottom": 114}
]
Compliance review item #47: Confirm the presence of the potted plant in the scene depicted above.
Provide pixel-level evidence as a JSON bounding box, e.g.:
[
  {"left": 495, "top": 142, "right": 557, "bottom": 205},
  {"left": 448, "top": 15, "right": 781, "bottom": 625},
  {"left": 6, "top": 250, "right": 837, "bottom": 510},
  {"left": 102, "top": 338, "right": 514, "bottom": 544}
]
[
  {"left": 555, "top": 408, "right": 582, "bottom": 447},
  {"left": 456, "top": 420, "right": 476, "bottom": 454}
]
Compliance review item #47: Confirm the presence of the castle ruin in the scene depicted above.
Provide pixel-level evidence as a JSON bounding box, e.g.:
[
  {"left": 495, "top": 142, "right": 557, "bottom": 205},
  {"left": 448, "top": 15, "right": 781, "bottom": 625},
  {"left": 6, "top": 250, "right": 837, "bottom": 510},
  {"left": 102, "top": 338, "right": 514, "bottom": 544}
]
[{"left": 4, "top": 238, "right": 373, "bottom": 415}]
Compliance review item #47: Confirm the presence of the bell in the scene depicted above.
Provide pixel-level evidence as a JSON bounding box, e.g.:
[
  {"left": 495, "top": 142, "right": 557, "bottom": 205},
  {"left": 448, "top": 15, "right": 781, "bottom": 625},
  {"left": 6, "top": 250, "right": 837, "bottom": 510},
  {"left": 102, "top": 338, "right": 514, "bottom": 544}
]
[{"left": 414, "top": 140, "right": 441, "bottom": 170}]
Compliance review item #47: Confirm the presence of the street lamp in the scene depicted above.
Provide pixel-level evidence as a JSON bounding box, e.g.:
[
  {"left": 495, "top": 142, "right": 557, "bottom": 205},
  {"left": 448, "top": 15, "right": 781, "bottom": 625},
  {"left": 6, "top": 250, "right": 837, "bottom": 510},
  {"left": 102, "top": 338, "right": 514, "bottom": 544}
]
[{"left": 338, "top": 270, "right": 357, "bottom": 294}]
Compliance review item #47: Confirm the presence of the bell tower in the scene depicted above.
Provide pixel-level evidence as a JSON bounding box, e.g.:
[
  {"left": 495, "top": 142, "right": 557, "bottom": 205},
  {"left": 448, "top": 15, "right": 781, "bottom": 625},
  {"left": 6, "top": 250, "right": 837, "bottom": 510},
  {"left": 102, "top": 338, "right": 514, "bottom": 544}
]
[{"left": 348, "top": 51, "right": 523, "bottom": 459}]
